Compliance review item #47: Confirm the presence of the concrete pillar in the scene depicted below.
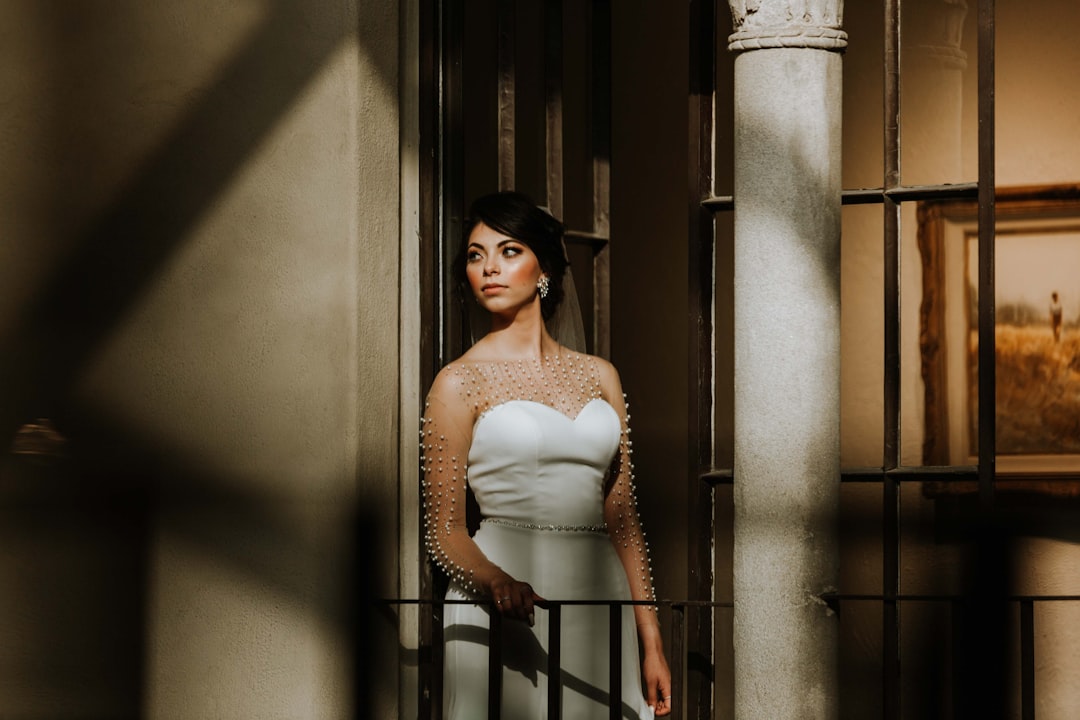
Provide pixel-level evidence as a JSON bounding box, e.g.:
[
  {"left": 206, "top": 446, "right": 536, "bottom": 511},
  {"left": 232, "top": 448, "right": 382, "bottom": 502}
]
[{"left": 728, "top": 2, "right": 845, "bottom": 718}]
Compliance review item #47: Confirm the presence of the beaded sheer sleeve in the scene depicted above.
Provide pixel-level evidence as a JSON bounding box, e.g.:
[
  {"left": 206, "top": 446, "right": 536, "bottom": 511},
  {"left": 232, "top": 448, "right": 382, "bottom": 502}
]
[
  {"left": 597, "top": 363, "right": 660, "bottom": 627},
  {"left": 420, "top": 369, "right": 503, "bottom": 597},
  {"left": 420, "top": 350, "right": 658, "bottom": 614}
]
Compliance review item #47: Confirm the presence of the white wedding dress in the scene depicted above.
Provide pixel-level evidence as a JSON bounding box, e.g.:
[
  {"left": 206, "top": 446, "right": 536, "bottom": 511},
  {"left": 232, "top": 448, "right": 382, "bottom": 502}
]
[{"left": 421, "top": 353, "right": 657, "bottom": 720}]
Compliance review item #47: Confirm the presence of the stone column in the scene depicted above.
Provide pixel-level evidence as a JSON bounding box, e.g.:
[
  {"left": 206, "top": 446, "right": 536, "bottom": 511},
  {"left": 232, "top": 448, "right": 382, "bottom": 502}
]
[{"left": 728, "top": 2, "right": 845, "bottom": 718}]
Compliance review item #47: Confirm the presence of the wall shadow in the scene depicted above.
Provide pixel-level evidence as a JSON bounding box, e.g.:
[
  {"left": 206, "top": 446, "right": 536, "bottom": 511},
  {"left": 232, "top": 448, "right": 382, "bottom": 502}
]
[{"left": 2, "top": 1, "right": 397, "bottom": 715}]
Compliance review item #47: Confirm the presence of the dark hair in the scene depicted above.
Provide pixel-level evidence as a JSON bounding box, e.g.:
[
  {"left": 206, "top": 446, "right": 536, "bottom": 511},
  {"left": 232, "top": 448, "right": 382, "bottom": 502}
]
[{"left": 453, "top": 191, "right": 569, "bottom": 320}]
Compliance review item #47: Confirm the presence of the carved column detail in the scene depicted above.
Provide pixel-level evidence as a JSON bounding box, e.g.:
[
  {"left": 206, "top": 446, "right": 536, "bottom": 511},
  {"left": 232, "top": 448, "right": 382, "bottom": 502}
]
[{"left": 728, "top": 0, "right": 847, "bottom": 52}]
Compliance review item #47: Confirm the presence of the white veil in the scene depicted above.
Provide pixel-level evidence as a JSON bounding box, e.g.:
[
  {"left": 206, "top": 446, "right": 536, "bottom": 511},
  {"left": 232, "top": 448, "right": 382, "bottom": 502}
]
[{"left": 546, "top": 261, "right": 587, "bottom": 353}]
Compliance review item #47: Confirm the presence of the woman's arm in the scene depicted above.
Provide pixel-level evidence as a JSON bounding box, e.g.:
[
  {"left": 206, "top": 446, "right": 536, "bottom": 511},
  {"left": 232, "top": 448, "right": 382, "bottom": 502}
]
[
  {"left": 422, "top": 367, "right": 539, "bottom": 623},
  {"left": 596, "top": 359, "right": 672, "bottom": 715}
]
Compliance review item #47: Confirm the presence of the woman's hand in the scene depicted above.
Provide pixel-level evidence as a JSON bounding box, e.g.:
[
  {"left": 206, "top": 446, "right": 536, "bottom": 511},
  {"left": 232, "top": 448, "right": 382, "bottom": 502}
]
[
  {"left": 489, "top": 575, "right": 545, "bottom": 626},
  {"left": 638, "top": 622, "right": 672, "bottom": 716}
]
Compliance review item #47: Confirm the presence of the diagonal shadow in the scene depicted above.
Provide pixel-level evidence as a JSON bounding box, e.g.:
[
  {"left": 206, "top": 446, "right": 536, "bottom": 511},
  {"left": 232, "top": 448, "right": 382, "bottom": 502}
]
[
  {"left": 6, "top": 408, "right": 386, "bottom": 718},
  {"left": 3, "top": 4, "right": 397, "bottom": 715},
  {"left": 0, "top": 0, "right": 388, "bottom": 443},
  {"left": 444, "top": 618, "right": 646, "bottom": 719}
]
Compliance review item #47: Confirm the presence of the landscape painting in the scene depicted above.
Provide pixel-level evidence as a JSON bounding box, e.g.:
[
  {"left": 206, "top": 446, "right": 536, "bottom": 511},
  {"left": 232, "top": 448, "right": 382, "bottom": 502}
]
[
  {"left": 917, "top": 185, "right": 1080, "bottom": 476},
  {"left": 965, "top": 229, "right": 1080, "bottom": 456}
]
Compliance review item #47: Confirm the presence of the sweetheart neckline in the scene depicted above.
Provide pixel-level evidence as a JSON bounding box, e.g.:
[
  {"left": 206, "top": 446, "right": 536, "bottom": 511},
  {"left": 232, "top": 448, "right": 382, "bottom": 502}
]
[{"left": 474, "top": 397, "right": 616, "bottom": 428}]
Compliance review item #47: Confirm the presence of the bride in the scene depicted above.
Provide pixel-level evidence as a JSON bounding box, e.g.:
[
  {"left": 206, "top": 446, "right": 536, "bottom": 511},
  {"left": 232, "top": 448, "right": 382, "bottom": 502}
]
[{"left": 421, "top": 191, "right": 671, "bottom": 718}]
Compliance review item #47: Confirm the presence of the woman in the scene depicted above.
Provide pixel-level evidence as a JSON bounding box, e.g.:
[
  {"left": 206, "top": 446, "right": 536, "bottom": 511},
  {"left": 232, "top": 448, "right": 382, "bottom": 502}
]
[{"left": 421, "top": 191, "right": 672, "bottom": 718}]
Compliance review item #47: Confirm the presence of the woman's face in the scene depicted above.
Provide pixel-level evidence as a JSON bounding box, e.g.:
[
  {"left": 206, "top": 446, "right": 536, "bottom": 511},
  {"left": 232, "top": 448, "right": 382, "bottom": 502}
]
[{"left": 465, "top": 222, "right": 545, "bottom": 316}]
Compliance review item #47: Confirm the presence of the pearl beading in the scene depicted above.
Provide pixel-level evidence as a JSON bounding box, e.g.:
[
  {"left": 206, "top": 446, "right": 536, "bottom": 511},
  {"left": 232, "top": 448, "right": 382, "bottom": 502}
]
[
  {"left": 456, "top": 352, "right": 602, "bottom": 419},
  {"left": 420, "top": 350, "right": 657, "bottom": 611}
]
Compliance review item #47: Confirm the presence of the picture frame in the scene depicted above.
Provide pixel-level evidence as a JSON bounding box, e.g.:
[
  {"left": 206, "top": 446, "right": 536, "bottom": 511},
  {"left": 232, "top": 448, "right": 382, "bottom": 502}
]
[{"left": 918, "top": 184, "right": 1080, "bottom": 487}]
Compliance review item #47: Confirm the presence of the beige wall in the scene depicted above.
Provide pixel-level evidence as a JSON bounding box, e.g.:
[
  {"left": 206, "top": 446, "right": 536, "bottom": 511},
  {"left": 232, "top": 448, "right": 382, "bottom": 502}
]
[{"left": 0, "top": 1, "right": 404, "bottom": 718}]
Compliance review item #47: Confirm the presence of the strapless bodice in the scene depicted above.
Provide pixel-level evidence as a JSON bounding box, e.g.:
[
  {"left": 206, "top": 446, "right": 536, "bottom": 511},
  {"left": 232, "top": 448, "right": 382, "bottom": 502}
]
[{"left": 467, "top": 398, "right": 620, "bottom": 528}]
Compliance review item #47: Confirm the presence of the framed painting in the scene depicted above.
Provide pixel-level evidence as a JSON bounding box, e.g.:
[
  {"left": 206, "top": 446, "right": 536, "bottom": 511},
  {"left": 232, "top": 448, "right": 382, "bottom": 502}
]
[{"left": 918, "top": 184, "right": 1080, "bottom": 484}]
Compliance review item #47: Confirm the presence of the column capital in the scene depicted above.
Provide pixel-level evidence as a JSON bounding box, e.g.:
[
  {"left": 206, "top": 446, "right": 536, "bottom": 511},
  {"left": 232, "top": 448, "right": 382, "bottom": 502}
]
[{"left": 727, "top": 0, "right": 847, "bottom": 52}]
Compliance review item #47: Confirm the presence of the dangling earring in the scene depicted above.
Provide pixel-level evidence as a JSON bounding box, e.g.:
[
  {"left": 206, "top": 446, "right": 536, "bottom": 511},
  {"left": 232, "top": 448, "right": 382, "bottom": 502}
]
[{"left": 537, "top": 275, "right": 550, "bottom": 299}]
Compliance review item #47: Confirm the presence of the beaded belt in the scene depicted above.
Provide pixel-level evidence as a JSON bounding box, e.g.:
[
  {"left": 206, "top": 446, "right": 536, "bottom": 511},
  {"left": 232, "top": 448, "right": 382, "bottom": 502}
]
[{"left": 482, "top": 517, "right": 608, "bottom": 533}]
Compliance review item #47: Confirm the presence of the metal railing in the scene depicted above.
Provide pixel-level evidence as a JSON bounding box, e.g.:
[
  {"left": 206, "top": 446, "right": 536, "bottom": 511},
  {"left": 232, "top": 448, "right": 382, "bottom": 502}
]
[
  {"left": 382, "top": 584, "right": 1080, "bottom": 719},
  {"left": 381, "top": 597, "right": 731, "bottom": 720}
]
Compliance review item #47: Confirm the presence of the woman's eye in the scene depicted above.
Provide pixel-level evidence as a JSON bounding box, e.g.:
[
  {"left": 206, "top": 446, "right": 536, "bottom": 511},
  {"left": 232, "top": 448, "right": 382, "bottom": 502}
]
[
  {"left": 502, "top": 246, "right": 522, "bottom": 257},
  {"left": 466, "top": 251, "right": 483, "bottom": 262}
]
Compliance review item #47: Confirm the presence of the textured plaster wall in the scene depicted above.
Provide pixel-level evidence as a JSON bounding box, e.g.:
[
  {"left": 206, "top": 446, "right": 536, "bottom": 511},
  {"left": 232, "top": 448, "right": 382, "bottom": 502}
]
[{"left": 0, "top": 1, "right": 401, "bottom": 718}]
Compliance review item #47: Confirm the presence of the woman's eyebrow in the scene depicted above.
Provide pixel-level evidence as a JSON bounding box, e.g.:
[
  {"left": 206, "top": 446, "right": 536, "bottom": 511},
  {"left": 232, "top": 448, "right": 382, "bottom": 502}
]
[{"left": 468, "top": 238, "right": 517, "bottom": 250}]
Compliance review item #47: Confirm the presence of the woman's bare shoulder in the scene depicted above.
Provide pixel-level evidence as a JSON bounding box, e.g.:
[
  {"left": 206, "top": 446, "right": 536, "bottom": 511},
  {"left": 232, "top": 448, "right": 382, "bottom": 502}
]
[
  {"left": 429, "top": 351, "right": 500, "bottom": 397},
  {"left": 428, "top": 361, "right": 472, "bottom": 398}
]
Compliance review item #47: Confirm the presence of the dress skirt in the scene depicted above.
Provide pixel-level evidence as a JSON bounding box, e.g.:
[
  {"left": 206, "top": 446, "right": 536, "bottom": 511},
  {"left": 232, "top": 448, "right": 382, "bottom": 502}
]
[{"left": 443, "top": 521, "right": 654, "bottom": 720}]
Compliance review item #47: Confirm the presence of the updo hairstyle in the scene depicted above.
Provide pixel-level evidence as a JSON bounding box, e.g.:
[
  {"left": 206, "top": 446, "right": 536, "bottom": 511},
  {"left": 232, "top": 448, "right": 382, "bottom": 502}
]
[{"left": 454, "top": 191, "right": 569, "bottom": 320}]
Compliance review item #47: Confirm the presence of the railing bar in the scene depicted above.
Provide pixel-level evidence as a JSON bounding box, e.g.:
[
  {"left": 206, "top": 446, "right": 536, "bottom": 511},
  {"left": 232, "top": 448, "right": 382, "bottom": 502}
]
[
  {"left": 976, "top": 0, "right": 997, "bottom": 509},
  {"left": 416, "top": 29, "right": 438, "bottom": 720},
  {"left": 377, "top": 598, "right": 739, "bottom": 607},
  {"left": 703, "top": 466, "right": 1000, "bottom": 485},
  {"left": 881, "top": 0, "right": 902, "bottom": 711},
  {"left": 821, "top": 593, "right": 1080, "bottom": 603},
  {"left": 609, "top": 603, "right": 622, "bottom": 720},
  {"left": 670, "top": 606, "right": 685, "bottom": 720},
  {"left": 852, "top": 184, "right": 979, "bottom": 203},
  {"left": 382, "top": 595, "right": 1080, "bottom": 604},
  {"left": 843, "top": 466, "right": 979, "bottom": 480},
  {"left": 687, "top": 0, "right": 717, "bottom": 717},
  {"left": 548, "top": 603, "right": 562, "bottom": 720},
  {"left": 951, "top": 600, "right": 964, "bottom": 719},
  {"left": 373, "top": 595, "right": 1080, "bottom": 606},
  {"left": 1021, "top": 600, "right": 1035, "bottom": 720},
  {"left": 884, "top": 183, "right": 978, "bottom": 201},
  {"left": 883, "top": 471, "right": 900, "bottom": 720},
  {"left": 714, "top": 183, "right": 1080, "bottom": 210},
  {"left": 701, "top": 183, "right": 981, "bottom": 213},
  {"left": 431, "top": 597, "right": 445, "bottom": 720},
  {"left": 489, "top": 609, "right": 503, "bottom": 719},
  {"left": 403, "top": 595, "right": 1080, "bottom": 605}
]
